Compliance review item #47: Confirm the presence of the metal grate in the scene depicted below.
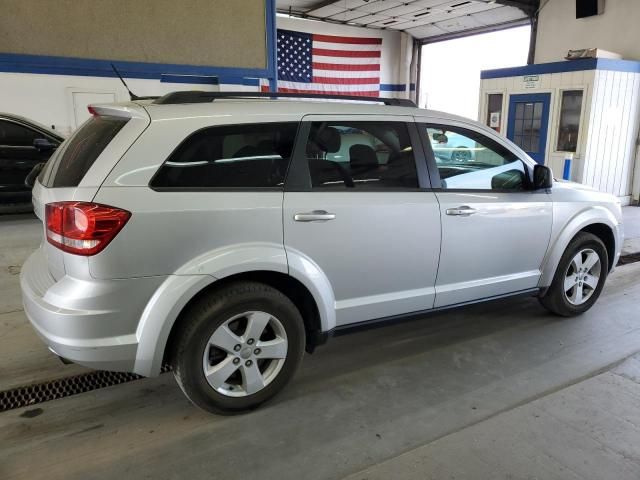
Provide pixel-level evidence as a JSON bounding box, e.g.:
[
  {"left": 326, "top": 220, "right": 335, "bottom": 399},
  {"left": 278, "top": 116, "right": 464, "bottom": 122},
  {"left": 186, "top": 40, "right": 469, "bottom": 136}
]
[{"left": 0, "top": 366, "right": 170, "bottom": 412}]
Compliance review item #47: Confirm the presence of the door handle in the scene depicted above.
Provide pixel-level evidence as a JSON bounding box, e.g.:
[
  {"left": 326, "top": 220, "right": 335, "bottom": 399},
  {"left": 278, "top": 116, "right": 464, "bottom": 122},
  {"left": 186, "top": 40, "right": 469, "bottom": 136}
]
[
  {"left": 294, "top": 210, "right": 336, "bottom": 222},
  {"left": 446, "top": 206, "right": 477, "bottom": 217}
]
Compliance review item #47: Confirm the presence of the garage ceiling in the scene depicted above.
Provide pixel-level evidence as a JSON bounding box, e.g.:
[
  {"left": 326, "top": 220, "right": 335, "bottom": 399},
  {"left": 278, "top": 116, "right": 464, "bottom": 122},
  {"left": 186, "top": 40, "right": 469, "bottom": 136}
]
[{"left": 276, "top": 0, "right": 538, "bottom": 42}]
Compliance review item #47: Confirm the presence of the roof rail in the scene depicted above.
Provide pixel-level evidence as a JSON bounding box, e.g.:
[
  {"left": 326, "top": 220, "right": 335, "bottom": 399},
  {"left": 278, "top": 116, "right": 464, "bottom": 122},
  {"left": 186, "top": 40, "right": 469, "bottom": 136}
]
[{"left": 152, "top": 91, "right": 417, "bottom": 107}]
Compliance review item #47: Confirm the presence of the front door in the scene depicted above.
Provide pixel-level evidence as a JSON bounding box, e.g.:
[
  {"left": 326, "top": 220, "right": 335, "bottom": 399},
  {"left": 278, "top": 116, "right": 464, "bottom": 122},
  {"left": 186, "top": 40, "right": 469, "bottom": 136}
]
[
  {"left": 283, "top": 116, "right": 440, "bottom": 327},
  {"left": 418, "top": 120, "right": 552, "bottom": 308},
  {"left": 506, "top": 93, "right": 551, "bottom": 165}
]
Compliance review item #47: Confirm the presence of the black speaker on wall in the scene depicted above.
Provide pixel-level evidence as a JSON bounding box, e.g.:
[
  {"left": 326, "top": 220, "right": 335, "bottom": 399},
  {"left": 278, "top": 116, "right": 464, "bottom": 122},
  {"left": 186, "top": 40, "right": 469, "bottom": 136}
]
[{"left": 576, "top": 0, "right": 604, "bottom": 18}]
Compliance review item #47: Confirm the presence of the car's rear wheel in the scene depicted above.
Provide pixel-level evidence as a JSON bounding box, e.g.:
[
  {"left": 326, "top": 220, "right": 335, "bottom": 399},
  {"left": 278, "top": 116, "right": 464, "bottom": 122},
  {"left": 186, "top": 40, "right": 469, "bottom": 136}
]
[
  {"left": 171, "top": 281, "right": 305, "bottom": 414},
  {"left": 539, "top": 232, "right": 608, "bottom": 316}
]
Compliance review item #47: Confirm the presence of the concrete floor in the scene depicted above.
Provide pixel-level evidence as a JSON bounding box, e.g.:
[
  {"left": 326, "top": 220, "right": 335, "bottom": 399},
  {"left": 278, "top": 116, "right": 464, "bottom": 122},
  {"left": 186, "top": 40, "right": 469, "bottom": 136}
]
[{"left": 1, "top": 215, "right": 640, "bottom": 480}]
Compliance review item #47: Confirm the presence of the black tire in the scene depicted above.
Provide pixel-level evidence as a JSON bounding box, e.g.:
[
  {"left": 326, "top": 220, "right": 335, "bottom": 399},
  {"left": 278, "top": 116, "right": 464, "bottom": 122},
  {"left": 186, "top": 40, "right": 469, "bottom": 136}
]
[
  {"left": 171, "top": 281, "right": 305, "bottom": 414},
  {"left": 539, "top": 232, "right": 608, "bottom": 317}
]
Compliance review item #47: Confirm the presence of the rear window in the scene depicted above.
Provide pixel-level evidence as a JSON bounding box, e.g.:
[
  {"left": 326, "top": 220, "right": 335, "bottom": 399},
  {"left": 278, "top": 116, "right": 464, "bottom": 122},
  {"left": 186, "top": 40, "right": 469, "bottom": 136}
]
[
  {"left": 150, "top": 122, "right": 298, "bottom": 189},
  {"left": 41, "top": 116, "right": 128, "bottom": 188}
]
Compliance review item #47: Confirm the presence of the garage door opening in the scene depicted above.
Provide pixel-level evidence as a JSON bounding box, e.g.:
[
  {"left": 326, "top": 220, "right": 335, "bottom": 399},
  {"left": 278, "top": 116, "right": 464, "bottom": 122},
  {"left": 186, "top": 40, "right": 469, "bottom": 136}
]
[{"left": 419, "top": 25, "right": 531, "bottom": 120}]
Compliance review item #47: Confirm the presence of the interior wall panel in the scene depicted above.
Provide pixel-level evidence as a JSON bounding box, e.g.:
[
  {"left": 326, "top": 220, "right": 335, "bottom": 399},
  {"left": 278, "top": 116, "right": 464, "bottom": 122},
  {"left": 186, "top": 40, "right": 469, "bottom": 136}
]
[{"left": 0, "top": 0, "right": 267, "bottom": 69}]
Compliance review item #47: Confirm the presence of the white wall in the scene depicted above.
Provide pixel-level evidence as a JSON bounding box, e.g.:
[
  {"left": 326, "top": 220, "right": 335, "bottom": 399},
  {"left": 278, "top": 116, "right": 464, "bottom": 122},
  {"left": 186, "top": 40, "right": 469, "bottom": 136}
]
[
  {"left": 276, "top": 16, "right": 413, "bottom": 97},
  {"left": 536, "top": 0, "right": 640, "bottom": 63},
  {"left": 0, "top": 73, "right": 229, "bottom": 137},
  {"left": 582, "top": 69, "right": 640, "bottom": 200}
]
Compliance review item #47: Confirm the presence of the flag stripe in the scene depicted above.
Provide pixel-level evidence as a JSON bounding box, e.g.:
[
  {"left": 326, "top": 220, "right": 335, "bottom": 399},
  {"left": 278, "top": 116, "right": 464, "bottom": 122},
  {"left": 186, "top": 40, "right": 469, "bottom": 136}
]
[
  {"left": 278, "top": 81, "right": 380, "bottom": 93},
  {"left": 278, "top": 87, "right": 379, "bottom": 97},
  {"left": 312, "top": 76, "right": 380, "bottom": 85},
  {"left": 312, "top": 41, "right": 382, "bottom": 51},
  {"left": 314, "top": 69, "right": 381, "bottom": 78},
  {"left": 313, "top": 34, "right": 382, "bottom": 45},
  {"left": 312, "top": 48, "right": 381, "bottom": 58},
  {"left": 312, "top": 62, "right": 381, "bottom": 71},
  {"left": 312, "top": 55, "right": 380, "bottom": 65}
]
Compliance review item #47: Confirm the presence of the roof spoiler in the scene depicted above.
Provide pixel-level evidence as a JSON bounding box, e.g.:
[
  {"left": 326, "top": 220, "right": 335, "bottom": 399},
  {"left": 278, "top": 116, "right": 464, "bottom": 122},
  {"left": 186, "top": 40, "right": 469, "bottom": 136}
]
[{"left": 87, "top": 104, "right": 150, "bottom": 120}]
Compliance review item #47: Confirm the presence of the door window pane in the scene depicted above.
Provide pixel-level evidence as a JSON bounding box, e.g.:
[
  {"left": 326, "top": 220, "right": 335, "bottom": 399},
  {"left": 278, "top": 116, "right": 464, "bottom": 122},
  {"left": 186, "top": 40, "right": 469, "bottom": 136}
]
[
  {"left": 0, "top": 120, "right": 39, "bottom": 146},
  {"left": 427, "top": 125, "right": 527, "bottom": 191},
  {"left": 305, "top": 121, "right": 418, "bottom": 190},
  {"left": 511, "top": 100, "right": 544, "bottom": 154},
  {"left": 485, "top": 93, "right": 503, "bottom": 133},
  {"left": 151, "top": 123, "right": 298, "bottom": 189},
  {"left": 556, "top": 90, "right": 583, "bottom": 152}
]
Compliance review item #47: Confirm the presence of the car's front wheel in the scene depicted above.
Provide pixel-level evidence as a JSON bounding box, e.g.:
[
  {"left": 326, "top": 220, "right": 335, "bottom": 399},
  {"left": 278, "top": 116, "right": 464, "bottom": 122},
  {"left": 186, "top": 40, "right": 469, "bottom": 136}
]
[
  {"left": 539, "top": 232, "right": 608, "bottom": 316},
  {"left": 171, "top": 282, "right": 305, "bottom": 414}
]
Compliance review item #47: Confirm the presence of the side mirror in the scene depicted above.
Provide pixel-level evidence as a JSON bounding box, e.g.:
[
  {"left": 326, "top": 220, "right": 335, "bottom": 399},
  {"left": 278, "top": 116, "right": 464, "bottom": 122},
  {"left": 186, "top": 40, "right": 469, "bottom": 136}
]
[
  {"left": 33, "top": 138, "right": 58, "bottom": 152},
  {"left": 432, "top": 133, "right": 448, "bottom": 144},
  {"left": 533, "top": 164, "right": 553, "bottom": 189}
]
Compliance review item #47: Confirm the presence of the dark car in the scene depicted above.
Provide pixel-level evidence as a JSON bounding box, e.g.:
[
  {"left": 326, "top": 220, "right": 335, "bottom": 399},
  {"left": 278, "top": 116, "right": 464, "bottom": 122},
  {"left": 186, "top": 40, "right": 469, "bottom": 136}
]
[{"left": 0, "top": 113, "right": 64, "bottom": 212}]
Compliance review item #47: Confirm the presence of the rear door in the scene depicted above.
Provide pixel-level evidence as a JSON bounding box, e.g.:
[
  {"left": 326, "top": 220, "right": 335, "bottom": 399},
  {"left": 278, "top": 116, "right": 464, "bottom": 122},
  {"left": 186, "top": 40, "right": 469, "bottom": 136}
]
[
  {"left": 283, "top": 115, "right": 441, "bottom": 327},
  {"left": 417, "top": 119, "right": 552, "bottom": 307}
]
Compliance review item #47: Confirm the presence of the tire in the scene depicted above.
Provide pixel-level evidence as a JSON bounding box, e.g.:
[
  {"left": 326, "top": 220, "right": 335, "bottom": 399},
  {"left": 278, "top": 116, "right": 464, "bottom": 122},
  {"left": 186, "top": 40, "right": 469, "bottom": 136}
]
[
  {"left": 171, "top": 281, "right": 305, "bottom": 414},
  {"left": 539, "top": 232, "right": 608, "bottom": 317},
  {"left": 451, "top": 146, "right": 471, "bottom": 162}
]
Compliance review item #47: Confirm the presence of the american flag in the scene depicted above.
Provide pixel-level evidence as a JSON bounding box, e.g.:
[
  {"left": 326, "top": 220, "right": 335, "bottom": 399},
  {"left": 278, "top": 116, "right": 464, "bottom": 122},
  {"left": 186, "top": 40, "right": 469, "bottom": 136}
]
[{"left": 266, "top": 29, "right": 382, "bottom": 97}]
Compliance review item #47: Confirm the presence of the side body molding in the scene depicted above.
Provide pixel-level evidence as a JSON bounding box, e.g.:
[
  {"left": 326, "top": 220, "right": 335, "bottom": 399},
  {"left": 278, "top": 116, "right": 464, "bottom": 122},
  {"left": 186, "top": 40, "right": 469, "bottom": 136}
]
[{"left": 538, "top": 206, "right": 620, "bottom": 288}]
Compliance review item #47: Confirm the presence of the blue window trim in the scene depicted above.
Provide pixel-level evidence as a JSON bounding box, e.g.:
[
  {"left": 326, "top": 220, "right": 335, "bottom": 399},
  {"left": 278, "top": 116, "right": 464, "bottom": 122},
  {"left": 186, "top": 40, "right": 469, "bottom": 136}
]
[
  {"left": 481, "top": 58, "right": 640, "bottom": 79},
  {"left": 0, "top": 0, "right": 278, "bottom": 89}
]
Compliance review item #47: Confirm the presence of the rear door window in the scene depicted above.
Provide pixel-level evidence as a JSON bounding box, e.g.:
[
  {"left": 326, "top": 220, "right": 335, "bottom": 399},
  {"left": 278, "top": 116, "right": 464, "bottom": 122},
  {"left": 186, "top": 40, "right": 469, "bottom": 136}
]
[
  {"left": 150, "top": 122, "right": 299, "bottom": 189},
  {"left": 304, "top": 121, "right": 419, "bottom": 190},
  {"left": 41, "top": 116, "right": 128, "bottom": 188}
]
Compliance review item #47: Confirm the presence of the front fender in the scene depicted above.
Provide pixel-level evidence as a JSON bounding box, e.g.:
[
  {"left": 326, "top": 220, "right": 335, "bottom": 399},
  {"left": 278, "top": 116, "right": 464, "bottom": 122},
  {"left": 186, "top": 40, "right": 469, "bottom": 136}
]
[{"left": 538, "top": 206, "right": 620, "bottom": 287}]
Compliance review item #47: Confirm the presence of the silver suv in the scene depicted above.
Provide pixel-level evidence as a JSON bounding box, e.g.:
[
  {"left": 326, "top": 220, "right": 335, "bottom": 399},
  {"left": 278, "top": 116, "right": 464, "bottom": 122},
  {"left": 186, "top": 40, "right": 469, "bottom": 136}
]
[{"left": 21, "top": 92, "right": 623, "bottom": 413}]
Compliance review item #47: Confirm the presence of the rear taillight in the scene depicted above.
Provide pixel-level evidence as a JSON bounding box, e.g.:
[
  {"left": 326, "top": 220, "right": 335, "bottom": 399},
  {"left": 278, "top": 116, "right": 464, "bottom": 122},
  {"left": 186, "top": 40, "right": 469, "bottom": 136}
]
[{"left": 45, "top": 202, "right": 131, "bottom": 256}]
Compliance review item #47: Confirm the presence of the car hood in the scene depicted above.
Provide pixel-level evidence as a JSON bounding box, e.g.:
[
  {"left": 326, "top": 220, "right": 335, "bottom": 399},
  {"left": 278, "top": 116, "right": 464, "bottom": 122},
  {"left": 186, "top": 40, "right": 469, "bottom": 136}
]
[{"left": 553, "top": 179, "right": 598, "bottom": 193}]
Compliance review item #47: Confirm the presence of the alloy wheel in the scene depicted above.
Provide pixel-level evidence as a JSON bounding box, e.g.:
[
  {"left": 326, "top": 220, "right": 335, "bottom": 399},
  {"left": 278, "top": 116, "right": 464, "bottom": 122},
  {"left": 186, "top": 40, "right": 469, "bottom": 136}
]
[
  {"left": 202, "top": 311, "right": 288, "bottom": 397},
  {"left": 563, "top": 248, "right": 601, "bottom": 305}
]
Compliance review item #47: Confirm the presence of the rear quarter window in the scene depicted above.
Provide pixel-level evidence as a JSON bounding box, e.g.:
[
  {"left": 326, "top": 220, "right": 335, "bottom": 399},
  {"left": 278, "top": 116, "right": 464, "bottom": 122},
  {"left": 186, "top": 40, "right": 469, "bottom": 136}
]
[
  {"left": 41, "top": 116, "right": 128, "bottom": 188},
  {"left": 150, "top": 122, "right": 299, "bottom": 189}
]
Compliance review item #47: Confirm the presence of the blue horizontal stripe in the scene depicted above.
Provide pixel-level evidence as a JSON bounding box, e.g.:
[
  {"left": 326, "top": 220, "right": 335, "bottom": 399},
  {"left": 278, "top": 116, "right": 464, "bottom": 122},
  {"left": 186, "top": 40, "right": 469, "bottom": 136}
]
[
  {"left": 380, "top": 83, "right": 407, "bottom": 92},
  {"left": 160, "top": 74, "right": 219, "bottom": 85},
  {"left": 0, "top": 52, "right": 271, "bottom": 84},
  {"left": 481, "top": 58, "right": 640, "bottom": 79}
]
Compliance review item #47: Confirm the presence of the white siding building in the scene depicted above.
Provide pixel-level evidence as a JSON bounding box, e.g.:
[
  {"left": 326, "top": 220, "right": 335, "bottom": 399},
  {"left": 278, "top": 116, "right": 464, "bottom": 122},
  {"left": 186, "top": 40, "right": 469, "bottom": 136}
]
[{"left": 479, "top": 59, "right": 640, "bottom": 204}]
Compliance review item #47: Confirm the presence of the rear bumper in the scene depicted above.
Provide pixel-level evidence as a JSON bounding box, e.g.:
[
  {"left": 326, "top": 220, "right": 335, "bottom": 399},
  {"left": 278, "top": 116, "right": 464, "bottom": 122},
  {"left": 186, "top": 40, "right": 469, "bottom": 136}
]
[{"left": 20, "top": 247, "right": 166, "bottom": 373}]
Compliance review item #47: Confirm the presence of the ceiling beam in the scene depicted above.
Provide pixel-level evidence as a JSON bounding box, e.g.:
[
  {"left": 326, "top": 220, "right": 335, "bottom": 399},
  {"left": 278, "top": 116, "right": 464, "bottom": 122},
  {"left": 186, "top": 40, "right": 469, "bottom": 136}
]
[
  {"left": 495, "top": 0, "right": 537, "bottom": 16},
  {"left": 418, "top": 17, "right": 531, "bottom": 43}
]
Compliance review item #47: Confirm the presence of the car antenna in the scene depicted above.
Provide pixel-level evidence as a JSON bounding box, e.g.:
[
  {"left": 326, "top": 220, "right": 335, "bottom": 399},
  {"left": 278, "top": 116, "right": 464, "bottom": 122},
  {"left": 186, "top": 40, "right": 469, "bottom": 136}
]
[{"left": 111, "top": 63, "right": 141, "bottom": 101}]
